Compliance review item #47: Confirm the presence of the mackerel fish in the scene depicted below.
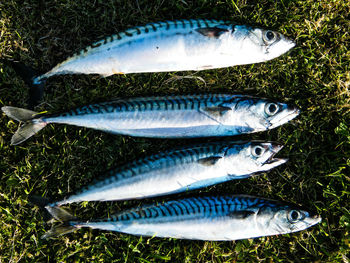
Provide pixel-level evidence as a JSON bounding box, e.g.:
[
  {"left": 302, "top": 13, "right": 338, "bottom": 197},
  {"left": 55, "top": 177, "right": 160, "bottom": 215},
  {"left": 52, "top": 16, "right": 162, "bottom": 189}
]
[
  {"left": 44, "top": 141, "right": 286, "bottom": 207},
  {"left": 33, "top": 19, "right": 295, "bottom": 83},
  {"left": 6, "top": 19, "right": 295, "bottom": 106},
  {"left": 2, "top": 94, "right": 300, "bottom": 145},
  {"left": 43, "top": 195, "right": 321, "bottom": 240}
]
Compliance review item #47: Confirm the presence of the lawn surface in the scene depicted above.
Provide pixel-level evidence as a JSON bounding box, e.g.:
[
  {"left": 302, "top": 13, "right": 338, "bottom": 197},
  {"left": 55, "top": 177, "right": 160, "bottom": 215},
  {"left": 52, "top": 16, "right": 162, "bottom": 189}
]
[{"left": 1, "top": 0, "right": 349, "bottom": 262}]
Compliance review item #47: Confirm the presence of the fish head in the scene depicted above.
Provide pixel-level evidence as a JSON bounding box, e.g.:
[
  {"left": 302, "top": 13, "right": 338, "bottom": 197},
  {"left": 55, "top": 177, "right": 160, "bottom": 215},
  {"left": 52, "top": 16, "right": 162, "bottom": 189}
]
[
  {"left": 246, "top": 27, "right": 295, "bottom": 62},
  {"left": 230, "top": 98, "right": 300, "bottom": 132},
  {"left": 223, "top": 141, "right": 287, "bottom": 177},
  {"left": 256, "top": 203, "right": 321, "bottom": 235}
]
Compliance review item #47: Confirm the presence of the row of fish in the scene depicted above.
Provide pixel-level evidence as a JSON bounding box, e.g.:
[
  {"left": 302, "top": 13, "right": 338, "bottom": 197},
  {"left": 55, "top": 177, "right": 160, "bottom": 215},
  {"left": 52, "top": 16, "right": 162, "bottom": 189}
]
[
  {"left": 36, "top": 140, "right": 320, "bottom": 241},
  {"left": 2, "top": 19, "right": 321, "bottom": 241}
]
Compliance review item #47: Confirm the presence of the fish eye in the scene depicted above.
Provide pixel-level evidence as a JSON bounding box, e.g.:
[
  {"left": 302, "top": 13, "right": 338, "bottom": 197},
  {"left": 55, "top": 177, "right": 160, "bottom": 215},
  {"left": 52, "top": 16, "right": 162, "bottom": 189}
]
[
  {"left": 265, "top": 103, "right": 279, "bottom": 116},
  {"left": 252, "top": 145, "right": 264, "bottom": 157},
  {"left": 263, "top": 31, "right": 276, "bottom": 43},
  {"left": 288, "top": 210, "right": 303, "bottom": 223}
]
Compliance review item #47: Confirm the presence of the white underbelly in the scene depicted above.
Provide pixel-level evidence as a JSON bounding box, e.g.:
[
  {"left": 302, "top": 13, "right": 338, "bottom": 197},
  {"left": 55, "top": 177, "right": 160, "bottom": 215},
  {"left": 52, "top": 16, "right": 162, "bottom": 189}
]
[{"left": 85, "top": 217, "right": 262, "bottom": 241}]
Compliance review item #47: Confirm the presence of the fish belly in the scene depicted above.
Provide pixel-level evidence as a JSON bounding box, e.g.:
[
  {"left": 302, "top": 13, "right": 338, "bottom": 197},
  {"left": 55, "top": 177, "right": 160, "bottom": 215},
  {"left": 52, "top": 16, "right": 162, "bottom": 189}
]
[
  {"left": 69, "top": 163, "right": 226, "bottom": 202},
  {"left": 46, "top": 30, "right": 232, "bottom": 76},
  {"left": 47, "top": 110, "right": 240, "bottom": 138},
  {"left": 114, "top": 33, "right": 223, "bottom": 73},
  {"left": 82, "top": 217, "right": 261, "bottom": 241}
]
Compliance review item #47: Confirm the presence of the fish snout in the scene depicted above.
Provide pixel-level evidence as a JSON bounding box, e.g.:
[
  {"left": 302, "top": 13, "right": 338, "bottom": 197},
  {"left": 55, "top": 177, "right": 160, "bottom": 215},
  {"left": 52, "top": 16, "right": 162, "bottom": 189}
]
[
  {"left": 287, "top": 104, "right": 300, "bottom": 115},
  {"left": 285, "top": 37, "right": 296, "bottom": 49},
  {"left": 262, "top": 142, "right": 287, "bottom": 168},
  {"left": 270, "top": 142, "right": 284, "bottom": 154}
]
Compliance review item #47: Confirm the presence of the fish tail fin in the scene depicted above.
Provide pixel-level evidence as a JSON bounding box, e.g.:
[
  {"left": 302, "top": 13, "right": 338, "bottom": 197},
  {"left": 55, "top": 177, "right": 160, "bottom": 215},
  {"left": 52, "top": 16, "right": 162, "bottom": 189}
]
[
  {"left": 41, "top": 206, "right": 79, "bottom": 239},
  {"left": 41, "top": 224, "right": 78, "bottom": 240},
  {"left": 45, "top": 206, "right": 77, "bottom": 222},
  {"left": 1, "top": 60, "right": 46, "bottom": 109},
  {"left": 28, "top": 195, "right": 80, "bottom": 239},
  {"left": 1, "top": 106, "right": 47, "bottom": 145}
]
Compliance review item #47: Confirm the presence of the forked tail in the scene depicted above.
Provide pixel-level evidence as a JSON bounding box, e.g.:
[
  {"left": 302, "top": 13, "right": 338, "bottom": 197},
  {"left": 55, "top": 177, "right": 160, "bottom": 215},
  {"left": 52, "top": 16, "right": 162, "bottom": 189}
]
[
  {"left": 29, "top": 195, "right": 79, "bottom": 239},
  {"left": 41, "top": 206, "right": 79, "bottom": 239},
  {"left": 1, "top": 106, "right": 47, "bottom": 145},
  {"left": 41, "top": 224, "right": 78, "bottom": 240},
  {"left": 1, "top": 60, "right": 46, "bottom": 108}
]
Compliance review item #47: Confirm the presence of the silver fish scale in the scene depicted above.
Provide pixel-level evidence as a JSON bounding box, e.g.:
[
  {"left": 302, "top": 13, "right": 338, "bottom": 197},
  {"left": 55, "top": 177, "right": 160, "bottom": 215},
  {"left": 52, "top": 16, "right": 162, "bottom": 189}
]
[
  {"left": 33, "top": 19, "right": 295, "bottom": 84},
  {"left": 75, "top": 19, "right": 231, "bottom": 57},
  {"left": 76, "top": 141, "right": 231, "bottom": 193},
  {"left": 104, "top": 196, "right": 281, "bottom": 223},
  {"left": 45, "top": 194, "right": 320, "bottom": 241}
]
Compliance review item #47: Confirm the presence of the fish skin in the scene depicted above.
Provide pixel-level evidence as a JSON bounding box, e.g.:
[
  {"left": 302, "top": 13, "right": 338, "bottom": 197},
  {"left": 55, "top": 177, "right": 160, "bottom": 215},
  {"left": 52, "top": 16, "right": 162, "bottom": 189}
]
[
  {"left": 44, "top": 195, "right": 321, "bottom": 241},
  {"left": 42, "top": 95, "right": 299, "bottom": 137},
  {"left": 5, "top": 20, "right": 295, "bottom": 107},
  {"left": 2, "top": 94, "right": 300, "bottom": 144},
  {"left": 33, "top": 19, "right": 295, "bottom": 83},
  {"left": 48, "top": 141, "right": 286, "bottom": 206}
]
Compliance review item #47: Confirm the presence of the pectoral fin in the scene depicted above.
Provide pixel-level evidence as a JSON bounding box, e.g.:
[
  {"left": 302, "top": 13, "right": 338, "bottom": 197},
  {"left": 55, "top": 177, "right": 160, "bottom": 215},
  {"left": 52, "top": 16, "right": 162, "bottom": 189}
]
[
  {"left": 202, "top": 106, "right": 231, "bottom": 118},
  {"left": 198, "top": 156, "right": 222, "bottom": 166},
  {"left": 228, "top": 210, "right": 256, "bottom": 219},
  {"left": 196, "top": 27, "right": 229, "bottom": 38}
]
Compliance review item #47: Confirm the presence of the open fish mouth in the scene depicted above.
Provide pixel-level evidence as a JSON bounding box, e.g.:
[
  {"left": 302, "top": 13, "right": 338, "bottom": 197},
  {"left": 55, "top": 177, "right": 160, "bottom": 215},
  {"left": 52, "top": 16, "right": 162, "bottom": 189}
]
[
  {"left": 269, "top": 106, "right": 300, "bottom": 129},
  {"left": 263, "top": 143, "right": 288, "bottom": 167},
  {"left": 264, "top": 157, "right": 288, "bottom": 166}
]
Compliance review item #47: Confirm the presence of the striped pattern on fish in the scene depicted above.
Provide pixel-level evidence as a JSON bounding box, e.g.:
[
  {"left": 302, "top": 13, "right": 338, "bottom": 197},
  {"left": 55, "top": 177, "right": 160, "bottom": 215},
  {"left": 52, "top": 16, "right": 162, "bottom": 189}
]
[
  {"left": 32, "top": 19, "right": 295, "bottom": 84},
  {"left": 47, "top": 141, "right": 286, "bottom": 206},
  {"left": 2, "top": 94, "right": 300, "bottom": 145},
  {"left": 5, "top": 19, "right": 295, "bottom": 107},
  {"left": 43, "top": 195, "right": 321, "bottom": 240}
]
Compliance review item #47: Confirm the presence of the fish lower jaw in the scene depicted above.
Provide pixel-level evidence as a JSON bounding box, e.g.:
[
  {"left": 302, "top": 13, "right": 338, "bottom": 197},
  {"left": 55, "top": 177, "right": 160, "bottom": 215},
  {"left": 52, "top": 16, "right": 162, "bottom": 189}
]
[
  {"left": 269, "top": 112, "right": 299, "bottom": 129},
  {"left": 307, "top": 215, "right": 322, "bottom": 226},
  {"left": 261, "top": 158, "right": 288, "bottom": 170}
]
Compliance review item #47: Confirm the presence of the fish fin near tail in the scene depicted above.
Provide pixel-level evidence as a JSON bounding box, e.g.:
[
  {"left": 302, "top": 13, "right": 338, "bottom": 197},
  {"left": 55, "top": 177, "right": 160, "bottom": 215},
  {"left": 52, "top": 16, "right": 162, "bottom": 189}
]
[
  {"left": 42, "top": 207, "right": 79, "bottom": 239},
  {"left": 1, "top": 60, "right": 45, "bottom": 109},
  {"left": 41, "top": 224, "right": 78, "bottom": 240},
  {"left": 1, "top": 106, "right": 47, "bottom": 145},
  {"left": 45, "top": 206, "right": 77, "bottom": 222},
  {"left": 29, "top": 196, "right": 80, "bottom": 239},
  {"left": 2, "top": 106, "right": 38, "bottom": 122}
]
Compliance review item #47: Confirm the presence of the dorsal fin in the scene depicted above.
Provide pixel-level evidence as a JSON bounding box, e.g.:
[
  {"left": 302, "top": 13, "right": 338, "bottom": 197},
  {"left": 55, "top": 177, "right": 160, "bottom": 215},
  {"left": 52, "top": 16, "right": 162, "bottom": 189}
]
[{"left": 196, "top": 27, "right": 229, "bottom": 38}]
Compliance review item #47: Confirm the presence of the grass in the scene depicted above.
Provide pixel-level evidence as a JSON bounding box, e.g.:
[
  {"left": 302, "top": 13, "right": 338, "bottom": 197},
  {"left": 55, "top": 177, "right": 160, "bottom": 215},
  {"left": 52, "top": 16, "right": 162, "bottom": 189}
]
[{"left": 0, "top": 0, "right": 349, "bottom": 262}]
